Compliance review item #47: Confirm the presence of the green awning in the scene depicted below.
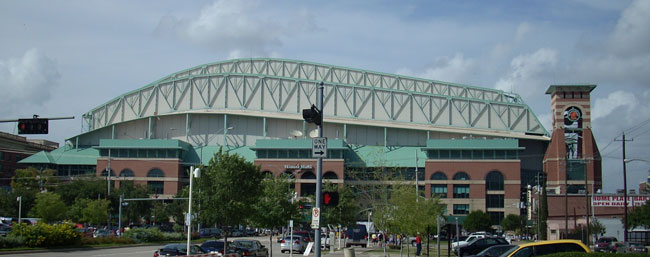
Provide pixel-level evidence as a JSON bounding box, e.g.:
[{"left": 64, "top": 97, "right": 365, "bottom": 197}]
[{"left": 251, "top": 138, "right": 348, "bottom": 150}]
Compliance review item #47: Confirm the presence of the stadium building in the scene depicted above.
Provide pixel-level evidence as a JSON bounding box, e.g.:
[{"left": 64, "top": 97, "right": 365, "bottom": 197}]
[{"left": 19, "top": 58, "right": 601, "bottom": 226}]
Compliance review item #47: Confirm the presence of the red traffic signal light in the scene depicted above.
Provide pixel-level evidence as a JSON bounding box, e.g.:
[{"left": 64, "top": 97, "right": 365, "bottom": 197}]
[
  {"left": 322, "top": 191, "right": 339, "bottom": 206},
  {"left": 17, "top": 118, "right": 49, "bottom": 134}
]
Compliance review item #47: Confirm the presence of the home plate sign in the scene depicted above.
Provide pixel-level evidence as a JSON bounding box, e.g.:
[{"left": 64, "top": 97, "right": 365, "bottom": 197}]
[{"left": 312, "top": 137, "right": 327, "bottom": 158}]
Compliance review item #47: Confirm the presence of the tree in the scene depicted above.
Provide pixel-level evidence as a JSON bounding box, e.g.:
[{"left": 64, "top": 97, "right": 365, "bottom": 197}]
[
  {"left": 464, "top": 210, "right": 492, "bottom": 232},
  {"left": 11, "top": 167, "right": 57, "bottom": 216},
  {"left": 501, "top": 214, "right": 520, "bottom": 232},
  {"left": 377, "top": 184, "right": 445, "bottom": 236},
  {"left": 0, "top": 189, "right": 17, "bottom": 217},
  {"left": 195, "top": 149, "right": 264, "bottom": 249},
  {"left": 114, "top": 182, "right": 152, "bottom": 225},
  {"left": 83, "top": 199, "right": 110, "bottom": 225},
  {"left": 55, "top": 176, "right": 106, "bottom": 205},
  {"left": 29, "top": 192, "right": 67, "bottom": 223},
  {"left": 67, "top": 198, "right": 92, "bottom": 223},
  {"left": 151, "top": 201, "right": 170, "bottom": 225},
  {"left": 589, "top": 219, "right": 606, "bottom": 237},
  {"left": 250, "top": 174, "right": 300, "bottom": 257},
  {"left": 628, "top": 199, "right": 650, "bottom": 229}
]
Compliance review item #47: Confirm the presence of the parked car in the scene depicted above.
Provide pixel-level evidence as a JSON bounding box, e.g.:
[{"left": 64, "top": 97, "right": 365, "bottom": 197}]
[
  {"left": 467, "top": 244, "right": 517, "bottom": 257},
  {"left": 595, "top": 236, "right": 617, "bottom": 252},
  {"left": 497, "top": 239, "right": 589, "bottom": 257},
  {"left": 154, "top": 243, "right": 205, "bottom": 257},
  {"left": 201, "top": 227, "right": 223, "bottom": 238},
  {"left": 0, "top": 225, "right": 11, "bottom": 237},
  {"left": 201, "top": 240, "right": 241, "bottom": 256},
  {"left": 345, "top": 224, "right": 368, "bottom": 247},
  {"left": 628, "top": 242, "right": 647, "bottom": 253},
  {"left": 453, "top": 235, "right": 485, "bottom": 251},
  {"left": 231, "top": 229, "right": 245, "bottom": 237},
  {"left": 233, "top": 239, "right": 268, "bottom": 257},
  {"left": 280, "top": 235, "right": 309, "bottom": 254},
  {"left": 292, "top": 231, "right": 313, "bottom": 242},
  {"left": 93, "top": 229, "right": 112, "bottom": 238},
  {"left": 456, "top": 237, "right": 509, "bottom": 257}
]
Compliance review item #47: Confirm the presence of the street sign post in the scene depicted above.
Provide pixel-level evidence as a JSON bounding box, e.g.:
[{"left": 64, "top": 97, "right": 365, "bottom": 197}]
[{"left": 312, "top": 138, "right": 327, "bottom": 158}]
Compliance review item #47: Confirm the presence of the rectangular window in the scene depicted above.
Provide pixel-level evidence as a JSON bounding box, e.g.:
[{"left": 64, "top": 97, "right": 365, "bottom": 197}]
[
  {"left": 432, "top": 185, "right": 447, "bottom": 198},
  {"left": 453, "top": 204, "right": 469, "bottom": 215},
  {"left": 148, "top": 181, "right": 164, "bottom": 194},
  {"left": 439, "top": 150, "right": 449, "bottom": 159},
  {"left": 0, "top": 151, "right": 4, "bottom": 160},
  {"left": 453, "top": 185, "right": 470, "bottom": 198},
  {"left": 461, "top": 150, "right": 472, "bottom": 159},
  {"left": 450, "top": 150, "right": 461, "bottom": 159},
  {"left": 486, "top": 194, "right": 504, "bottom": 208}
]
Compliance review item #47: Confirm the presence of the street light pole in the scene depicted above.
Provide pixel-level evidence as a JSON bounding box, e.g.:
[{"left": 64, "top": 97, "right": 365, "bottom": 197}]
[
  {"left": 187, "top": 167, "right": 200, "bottom": 254},
  {"left": 17, "top": 196, "right": 22, "bottom": 223}
]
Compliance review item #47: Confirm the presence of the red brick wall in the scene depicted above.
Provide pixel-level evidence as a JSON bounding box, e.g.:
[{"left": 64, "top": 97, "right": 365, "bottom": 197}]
[
  {"left": 96, "top": 158, "right": 182, "bottom": 195},
  {"left": 425, "top": 160, "right": 521, "bottom": 199}
]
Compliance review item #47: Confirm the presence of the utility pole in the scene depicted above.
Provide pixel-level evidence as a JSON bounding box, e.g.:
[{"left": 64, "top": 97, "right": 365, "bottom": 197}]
[
  {"left": 107, "top": 148, "right": 111, "bottom": 230},
  {"left": 314, "top": 82, "right": 324, "bottom": 257},
  {"left": 615, "top": 133, "right": 633, "bottom": 244}
]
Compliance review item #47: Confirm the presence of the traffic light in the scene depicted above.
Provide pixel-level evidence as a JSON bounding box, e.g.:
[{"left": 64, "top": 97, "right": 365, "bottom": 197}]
[
  {"left": 17, "top": 118, "right": 49, "bottom": 134},
  {"left": 322, "top": 191, "right": 339, "bottom": 207},
  {"left": 302, "top": 104, "right": 322, "bottom": 125}
]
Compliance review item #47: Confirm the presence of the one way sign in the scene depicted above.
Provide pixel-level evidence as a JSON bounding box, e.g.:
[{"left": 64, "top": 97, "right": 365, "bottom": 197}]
[{"left": 312, "top": 137, "right": 327, "bottom": 158}]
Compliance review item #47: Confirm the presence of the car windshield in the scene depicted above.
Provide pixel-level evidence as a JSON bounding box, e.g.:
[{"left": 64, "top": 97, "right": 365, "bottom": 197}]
[
  {"left": 467, "top": 237, "right": 478, "bottom": 243},
  {"left": 285, "top": 236, "right": 303, "bottom": 241},
  {"left": 236, "top": 241, "right": 254, "bottom": 248},
  {"left": 202, "top": 241, "right": 225, "bottom": 250},
  {"left": 497, "top": 245, "right": 520, "bottom": 257},
  {"left": 597, "top": 238, "right": 613, "bottom": 243}
]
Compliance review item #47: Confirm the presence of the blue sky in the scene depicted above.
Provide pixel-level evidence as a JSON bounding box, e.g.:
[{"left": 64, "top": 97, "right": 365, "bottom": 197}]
[{"left": 1, "top": 0, "right": 649, "bottom": 193}]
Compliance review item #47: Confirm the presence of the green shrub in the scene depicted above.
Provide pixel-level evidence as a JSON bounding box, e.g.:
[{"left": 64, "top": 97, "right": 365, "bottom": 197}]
[
  {"left": 0, "top": 235, "right": 25, "bottom": 248},
  {"left": 162, "top": 232, "right": 185, "bottom": 241},
  {"left": 9, "top": 222, "right": 81, "bottom": 247},
  {"left": 80, "top": 236, "right": 135, "bottom": 245},
  {"left": 123, "top": 227, "right": 164, "bottom": 243}
]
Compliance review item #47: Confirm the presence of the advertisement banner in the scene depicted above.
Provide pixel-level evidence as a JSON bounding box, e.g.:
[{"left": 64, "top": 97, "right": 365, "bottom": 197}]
[{"left": 592, "top": 195, "right": 650, "bottom": 207}]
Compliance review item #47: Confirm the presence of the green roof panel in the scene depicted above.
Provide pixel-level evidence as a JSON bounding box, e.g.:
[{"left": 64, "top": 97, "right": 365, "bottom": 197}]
[{"left": 423, "top": 139, "right": 523, "bottom": 150}]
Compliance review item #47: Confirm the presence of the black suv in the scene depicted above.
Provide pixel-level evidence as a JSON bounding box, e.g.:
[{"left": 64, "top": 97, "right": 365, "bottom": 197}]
[{"left": 457, "top": 237, "right": 508, "bottom": 257}]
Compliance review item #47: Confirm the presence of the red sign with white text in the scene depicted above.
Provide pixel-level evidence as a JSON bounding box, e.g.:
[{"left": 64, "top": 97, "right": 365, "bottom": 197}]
[{"left": 592, "top": 195, "right": 649, "bottom": 207}]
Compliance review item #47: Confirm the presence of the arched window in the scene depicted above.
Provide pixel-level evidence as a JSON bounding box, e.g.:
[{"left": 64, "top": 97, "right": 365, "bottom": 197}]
[
  {"left": 324, "top": 171, "right": 338, "bottom": 180},
  {"left": 120, "top": 169, "right": 134, "bottom": 177},
  {"left": 486, "top": 171, "right": 504, "bottom": 190},
  {"left": 147, "top": 169, "right": 165, "bottom": 178},
  {"left": 431, "top": 172, "right": 447, "bottom": 180},
  {"left": 301, "top": 171, "right": 316, "bottom": 179},
  {"left": 101, "top": 169, "right": 115, "bottom": 176},
  {"left": 453, "top": 172, "right": 470, "bottom": 180},
  {"left": 282, "top": 171, "right": 295, "bottom": 179}
]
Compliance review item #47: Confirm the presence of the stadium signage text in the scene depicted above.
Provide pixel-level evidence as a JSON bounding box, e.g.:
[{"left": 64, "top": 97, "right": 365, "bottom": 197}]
[
  {"left": 592, "top": 195, "right": 649, "bottom": 207},
  {"left": 284, "top": 164, "right": 313, "bottom": 169}
]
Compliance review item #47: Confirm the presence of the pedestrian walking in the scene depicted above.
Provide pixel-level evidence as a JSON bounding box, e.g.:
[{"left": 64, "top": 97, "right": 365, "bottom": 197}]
[{"left": 415, "top": 232, "right": 422, "bottom": 256}]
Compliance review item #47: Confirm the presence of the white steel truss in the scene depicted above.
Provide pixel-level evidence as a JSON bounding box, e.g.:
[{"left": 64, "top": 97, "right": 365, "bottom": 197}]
[{"left": 82, "top": 58, "right": 548, "bottom": 138}]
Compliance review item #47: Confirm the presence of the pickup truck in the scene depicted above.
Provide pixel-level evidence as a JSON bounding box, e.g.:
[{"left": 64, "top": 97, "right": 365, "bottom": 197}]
[{"left": 452, "top": 235, "right": 485, "bottom": 251}]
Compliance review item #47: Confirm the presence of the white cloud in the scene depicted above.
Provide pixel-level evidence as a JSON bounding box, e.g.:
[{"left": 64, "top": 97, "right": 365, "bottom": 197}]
[
  {"left": 514, "top": 22, "right": 531, "bottom": 42},
  {"left": 608, "top": 0, "right": 650, "bottom": 57},
  {"left": 153, "top": 0, "right": 318, "bottom": 57},
  {"left": 0, "top": 49, "right": 60, "bottom": 117},
  {"left": 494, "top": 48, "right": 558, "bottom": 97},
  {"left": 592, "top": 90, "right": 638, "bottom": 121},
  {"left": 396, "top": 53, "right": 476, "bottom": 84}
]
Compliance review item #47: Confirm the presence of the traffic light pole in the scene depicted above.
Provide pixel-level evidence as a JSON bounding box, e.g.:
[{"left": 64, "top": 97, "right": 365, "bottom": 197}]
[{"left": 314, "top": 82, "right": 324, "bottom": 257}]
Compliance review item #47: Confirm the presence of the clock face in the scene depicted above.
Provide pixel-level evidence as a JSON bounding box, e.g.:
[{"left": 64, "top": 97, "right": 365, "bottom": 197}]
[{"left": 565, "top": 107, "right": 581, "bottom": 122}]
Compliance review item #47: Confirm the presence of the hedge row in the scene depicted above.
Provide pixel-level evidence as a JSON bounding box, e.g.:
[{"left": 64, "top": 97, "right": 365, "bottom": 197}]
[{"left": 9, "top": 222, "right": 81, "bottom": 247}]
